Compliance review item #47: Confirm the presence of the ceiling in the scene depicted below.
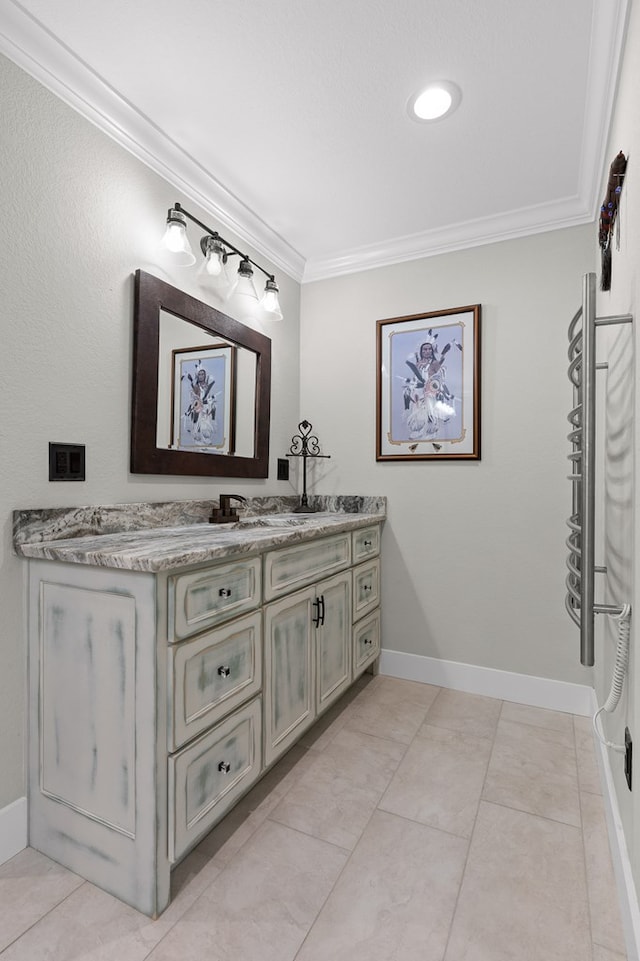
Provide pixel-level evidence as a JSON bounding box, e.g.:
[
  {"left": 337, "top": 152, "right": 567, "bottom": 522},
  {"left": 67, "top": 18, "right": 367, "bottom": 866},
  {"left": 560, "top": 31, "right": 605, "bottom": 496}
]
[{"left": 0, "top": 0, "right": 630, "bottom": 282}]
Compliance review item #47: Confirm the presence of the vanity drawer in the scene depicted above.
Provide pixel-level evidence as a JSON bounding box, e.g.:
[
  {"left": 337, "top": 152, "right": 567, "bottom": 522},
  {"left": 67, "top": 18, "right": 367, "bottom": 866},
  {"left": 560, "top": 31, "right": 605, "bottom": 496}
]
[
  {"left": 168, "top": 697, "right": 262, "bottom": 863},
  {"left": 169, "top": 611, "right": 262, "bottom": 752},
  {"left": 169, "top": 557, "right": 262, "bottom": 641},
  {"left": 264, "top": 533, "right": 351, "bottom": 601},
  {"left": 352, "top": 525, "right": 380, "bottom": 564},
  {"left": 353, "top": 558, "right": 380, "bottom": 621},
  {"left": 353, "top": 609, "right": 381, "bottom": 678}
]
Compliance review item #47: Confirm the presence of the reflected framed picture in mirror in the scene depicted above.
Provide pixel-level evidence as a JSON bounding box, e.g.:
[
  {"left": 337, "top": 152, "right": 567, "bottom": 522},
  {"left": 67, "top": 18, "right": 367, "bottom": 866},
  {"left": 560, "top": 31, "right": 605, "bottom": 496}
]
[
  {"left": 170, "top": 344, "right": 237, "bottom": 454},
  {"left": 131, "top": 270, "right": 271, "bottom": 477}
]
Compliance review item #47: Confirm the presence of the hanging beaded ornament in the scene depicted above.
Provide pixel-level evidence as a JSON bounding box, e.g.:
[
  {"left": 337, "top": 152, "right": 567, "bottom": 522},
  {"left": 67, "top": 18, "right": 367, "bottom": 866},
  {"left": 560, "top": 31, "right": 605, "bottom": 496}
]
[{"left": 599, "top": 151, "right": 627, "bottom": 291}]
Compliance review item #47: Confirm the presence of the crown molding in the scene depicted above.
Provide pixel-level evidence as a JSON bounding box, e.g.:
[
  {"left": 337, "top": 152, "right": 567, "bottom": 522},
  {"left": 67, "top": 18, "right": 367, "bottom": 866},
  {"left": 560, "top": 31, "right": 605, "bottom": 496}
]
[
  {"left": 0, "top": 0, "right": 306, "bottom": 282},
  {"left": 0, "top": 0, "right": 627, "bottom": 286},
  {"left": 301, "top": 195, "right": 594, "bottom": 282},
  {"left": 578, "top": 0, "right": 631, "bottom": 219}
]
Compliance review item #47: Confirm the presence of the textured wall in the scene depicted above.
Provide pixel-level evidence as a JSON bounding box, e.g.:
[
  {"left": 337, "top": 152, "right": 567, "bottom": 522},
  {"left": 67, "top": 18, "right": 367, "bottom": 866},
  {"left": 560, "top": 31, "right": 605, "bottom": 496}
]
[
  {"left": 300, "top": 227, "right": 595, "bottom": 685},
  {"left": 594, "top": 0, "right": 640, "bottom": 903},
  {"left": 0, "top": 53, "right": 301, "bottom": 808}
]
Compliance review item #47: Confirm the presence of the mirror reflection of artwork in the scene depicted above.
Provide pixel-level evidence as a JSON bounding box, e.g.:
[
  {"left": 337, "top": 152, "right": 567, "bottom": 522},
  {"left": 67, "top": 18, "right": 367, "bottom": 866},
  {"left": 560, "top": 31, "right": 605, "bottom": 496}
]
[{"left": 171, "top": 345, "right": 236, "bottom": 454}]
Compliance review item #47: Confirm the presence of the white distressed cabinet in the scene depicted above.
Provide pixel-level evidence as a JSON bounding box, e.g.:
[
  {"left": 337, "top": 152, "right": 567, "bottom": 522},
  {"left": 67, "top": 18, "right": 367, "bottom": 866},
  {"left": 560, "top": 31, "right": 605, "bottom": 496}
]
[
  {"left": 26, "top": 522, "right": 381, "bottom": 917},
  {"left": 352, "top": 525, "right": 382, "bottom": 677},
  {"left": 263, "top": 569, "right": 351, "bottom": 767}
]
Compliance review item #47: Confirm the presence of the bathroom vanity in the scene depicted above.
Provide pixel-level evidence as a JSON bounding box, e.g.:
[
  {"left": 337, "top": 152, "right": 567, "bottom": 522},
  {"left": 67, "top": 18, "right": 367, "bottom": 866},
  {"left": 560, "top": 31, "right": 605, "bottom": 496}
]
[{"left": 13, "top": 496, "right": 384, "bottom": 916}]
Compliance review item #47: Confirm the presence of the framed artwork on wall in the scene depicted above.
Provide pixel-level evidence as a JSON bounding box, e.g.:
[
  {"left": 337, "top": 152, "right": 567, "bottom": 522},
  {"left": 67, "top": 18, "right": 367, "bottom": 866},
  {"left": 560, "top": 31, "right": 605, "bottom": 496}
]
[
  {"left": 376, "top": 304, "right": 481, "bottom": 461},
  {"left": 170, "top": 344, "right": 237, "bottom": 454}
]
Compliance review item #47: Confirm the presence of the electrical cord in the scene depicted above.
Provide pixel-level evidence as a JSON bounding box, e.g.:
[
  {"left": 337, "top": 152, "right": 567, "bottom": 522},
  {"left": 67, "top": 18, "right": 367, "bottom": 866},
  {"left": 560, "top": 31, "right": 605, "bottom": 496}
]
[{"left": 593, "top": 603, "right": 632, "bottom": 753}]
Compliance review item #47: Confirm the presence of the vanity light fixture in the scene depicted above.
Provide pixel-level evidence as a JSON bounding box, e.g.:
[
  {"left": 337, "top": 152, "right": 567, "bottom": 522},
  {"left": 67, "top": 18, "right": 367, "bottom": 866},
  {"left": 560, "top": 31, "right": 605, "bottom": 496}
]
[
  {"left": 160, "top": 202, "right": 283, "bottom": 320},
  {"left": 408, "top": 81, "right": 461, "bottom": 123}
]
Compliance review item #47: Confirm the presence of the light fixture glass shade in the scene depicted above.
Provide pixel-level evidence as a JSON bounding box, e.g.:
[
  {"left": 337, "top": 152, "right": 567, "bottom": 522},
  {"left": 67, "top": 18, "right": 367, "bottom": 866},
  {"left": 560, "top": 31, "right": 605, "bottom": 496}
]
[
  {"left": 160, "top": 209, "right": 196, "bottom": 265},
  {"left": 261, "top": 278, "right": 283, "bottom": 320},
  {"left": 203, "top": 236, "right": 225, "bottom": 276},
  {"left": 234, "top": 258, "right": 259, "bottom": 301},
  {"left": 198, "top": 235, "right": 231, "bottom": 292}
]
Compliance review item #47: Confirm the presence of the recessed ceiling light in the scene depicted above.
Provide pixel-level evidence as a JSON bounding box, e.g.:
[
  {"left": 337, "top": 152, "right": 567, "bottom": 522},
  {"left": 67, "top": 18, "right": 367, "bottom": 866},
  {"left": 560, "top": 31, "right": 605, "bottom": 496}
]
[{"left": 408, "top": 81, "right": 461, "bottom": 122}]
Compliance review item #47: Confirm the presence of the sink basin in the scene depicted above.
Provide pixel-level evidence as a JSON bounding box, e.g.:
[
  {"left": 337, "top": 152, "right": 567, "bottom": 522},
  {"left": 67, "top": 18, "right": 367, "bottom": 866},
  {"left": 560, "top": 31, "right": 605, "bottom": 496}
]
[{"left": 238, "top": 513, "right": 315, "bottom": 529}]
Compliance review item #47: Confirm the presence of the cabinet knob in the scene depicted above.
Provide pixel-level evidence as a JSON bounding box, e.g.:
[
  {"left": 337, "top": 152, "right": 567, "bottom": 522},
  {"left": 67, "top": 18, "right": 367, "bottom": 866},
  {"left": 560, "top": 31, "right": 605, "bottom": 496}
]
[
  {"left": 363, "top": 584, "right": 372, "bottom": 592},
  {"left": 363, "top": 539, "right": 372, "bottom": 548},
  {"left": 218, "top": 666, "right": 231, "bottom": 677},
  {"left": 363, "top": 637, "right": 372, "bottom": 646},
  {"left": 218, "top": 761, "right": 231, "bottom": 773},
  {"left": 218, "top": 588, "right": 232, "bottom": 598}
]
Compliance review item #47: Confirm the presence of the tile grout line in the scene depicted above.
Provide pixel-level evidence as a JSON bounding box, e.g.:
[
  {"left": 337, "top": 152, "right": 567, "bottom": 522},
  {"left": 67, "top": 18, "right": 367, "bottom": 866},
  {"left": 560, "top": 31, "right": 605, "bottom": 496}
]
[
  {"left": 147, "top": 675, "right": 405, "bottom": 961},
  {"left": 290, "top": 685, "right": 435, "bottom": 961},
  {"left": 440, "top": 696, "right": 504, "bottom": 960},
  {"left": 144, "top": 728, "right": 351, "bottom": 960},
  {"left": 5, "top": 681, "right": 625, "bottom": 960},
  {"left": 0, "top": 878, "right": 87, "bottom": 957},
  {"left": 574, "top": 713, "right": 599, "bottom": 958}
]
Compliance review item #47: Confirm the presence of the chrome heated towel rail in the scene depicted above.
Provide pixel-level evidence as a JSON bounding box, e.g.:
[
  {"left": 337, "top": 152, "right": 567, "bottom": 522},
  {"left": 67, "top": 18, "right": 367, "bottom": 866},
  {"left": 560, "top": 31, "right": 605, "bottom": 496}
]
[{"left": 566, "top": 272, "right": 632, "bottom": 666}]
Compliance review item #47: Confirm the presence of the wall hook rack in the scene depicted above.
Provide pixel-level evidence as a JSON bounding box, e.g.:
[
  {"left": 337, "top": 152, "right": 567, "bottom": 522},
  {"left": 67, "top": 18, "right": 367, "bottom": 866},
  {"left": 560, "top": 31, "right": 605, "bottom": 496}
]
[{"left": 286, "top": 420, "right": 331, "bottom": 513}]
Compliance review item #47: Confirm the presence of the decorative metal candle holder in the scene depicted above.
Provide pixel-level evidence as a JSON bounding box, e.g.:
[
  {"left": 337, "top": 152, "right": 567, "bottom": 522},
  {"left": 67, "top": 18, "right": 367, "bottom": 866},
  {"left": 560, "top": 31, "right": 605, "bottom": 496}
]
[{"left": 287, "top": 420, "right": 331, "bottom": 513}]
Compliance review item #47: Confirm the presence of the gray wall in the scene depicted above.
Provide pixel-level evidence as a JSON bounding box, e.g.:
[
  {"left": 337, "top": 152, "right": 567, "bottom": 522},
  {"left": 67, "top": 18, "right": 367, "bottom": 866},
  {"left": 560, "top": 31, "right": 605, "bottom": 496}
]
[
  {"left": 0, "top": 53, "right": 301, "bottom": 808},
  {"left": 300, "top": 228, "right": 594, "bottom": 684}
]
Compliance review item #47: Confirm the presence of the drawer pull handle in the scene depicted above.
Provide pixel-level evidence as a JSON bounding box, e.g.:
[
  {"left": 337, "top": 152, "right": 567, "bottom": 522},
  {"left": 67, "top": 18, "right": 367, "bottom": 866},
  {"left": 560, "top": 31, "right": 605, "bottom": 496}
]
[
  {"left": 218, "top": 761, "right": 231, "bottom": 774},
  {"left": 363, "top": 540, "right": 372, "bottom": 548},
  {"left": 363, "top": 637, "right": 373, "bottom": 646},
  {"left": 363, "top": 584, "right": 372, "bottom": 592},
  {"left": 218, "top": 666, "right": 231, "bottom": 677},
  {"left": 219, "top": 588, "right": 232, "bottom": 598}
]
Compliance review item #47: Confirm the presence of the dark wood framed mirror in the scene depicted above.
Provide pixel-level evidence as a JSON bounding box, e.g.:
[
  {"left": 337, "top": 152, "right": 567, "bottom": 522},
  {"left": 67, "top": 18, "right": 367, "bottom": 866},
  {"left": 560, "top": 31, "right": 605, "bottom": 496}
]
[{"left": 131, "top": 270, "right": 271, "bottom": 477}]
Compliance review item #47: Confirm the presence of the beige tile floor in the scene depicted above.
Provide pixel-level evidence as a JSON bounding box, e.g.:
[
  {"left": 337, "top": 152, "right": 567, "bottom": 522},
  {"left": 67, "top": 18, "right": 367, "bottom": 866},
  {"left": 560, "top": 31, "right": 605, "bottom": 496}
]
[{"left": 0, "top": 675, "right": 630, "bottom": 960}]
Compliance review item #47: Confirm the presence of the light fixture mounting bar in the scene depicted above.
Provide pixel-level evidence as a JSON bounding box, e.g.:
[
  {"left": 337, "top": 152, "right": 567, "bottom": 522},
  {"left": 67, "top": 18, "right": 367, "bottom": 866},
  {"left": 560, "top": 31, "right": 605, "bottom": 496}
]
[{"left": 173, "top": 202, "right": 275, "bottom": 281}]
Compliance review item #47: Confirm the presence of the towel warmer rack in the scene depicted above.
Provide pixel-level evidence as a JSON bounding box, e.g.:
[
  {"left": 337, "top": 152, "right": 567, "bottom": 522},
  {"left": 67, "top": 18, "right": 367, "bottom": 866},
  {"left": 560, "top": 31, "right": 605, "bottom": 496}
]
[{"left": 566, "top": 272, "right": 632, "bottom": 666}]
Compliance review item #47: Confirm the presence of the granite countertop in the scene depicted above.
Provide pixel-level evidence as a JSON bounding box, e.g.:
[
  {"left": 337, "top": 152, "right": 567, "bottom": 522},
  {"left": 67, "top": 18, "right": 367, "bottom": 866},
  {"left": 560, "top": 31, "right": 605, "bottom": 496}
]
[{"left": 13, "top": 496, "right": 386, "bottom": 573}]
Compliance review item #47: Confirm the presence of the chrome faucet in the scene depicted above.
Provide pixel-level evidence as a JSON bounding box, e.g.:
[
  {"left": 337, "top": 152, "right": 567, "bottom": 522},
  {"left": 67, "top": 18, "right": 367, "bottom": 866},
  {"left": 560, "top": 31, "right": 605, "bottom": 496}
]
[{"left": 209, "top": 494, "right": 247, "bottom": 524}]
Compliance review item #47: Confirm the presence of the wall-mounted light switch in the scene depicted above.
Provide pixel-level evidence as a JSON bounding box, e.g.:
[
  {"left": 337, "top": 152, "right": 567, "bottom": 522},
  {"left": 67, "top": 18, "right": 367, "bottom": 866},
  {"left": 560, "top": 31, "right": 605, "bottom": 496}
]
[{"left": 49, "top": 443, "right": 86, "bottom": 481}]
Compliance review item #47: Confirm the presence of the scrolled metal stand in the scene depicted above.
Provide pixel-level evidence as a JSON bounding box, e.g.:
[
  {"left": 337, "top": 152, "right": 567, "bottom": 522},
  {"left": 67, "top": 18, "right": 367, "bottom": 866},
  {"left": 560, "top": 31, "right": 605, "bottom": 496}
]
[{"left": 287, "top": 420, "right": 331, "bottom": 513}]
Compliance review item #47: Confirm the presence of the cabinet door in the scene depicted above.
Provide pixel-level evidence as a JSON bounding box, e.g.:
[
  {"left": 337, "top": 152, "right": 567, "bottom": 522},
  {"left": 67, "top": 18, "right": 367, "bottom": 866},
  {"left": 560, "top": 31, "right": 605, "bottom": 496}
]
[
  {"left": 316, "top": 571, "right": 352, "bottom": 716},
  {"left": 264, "top": 587, "right": 315, "bottom": 767}
]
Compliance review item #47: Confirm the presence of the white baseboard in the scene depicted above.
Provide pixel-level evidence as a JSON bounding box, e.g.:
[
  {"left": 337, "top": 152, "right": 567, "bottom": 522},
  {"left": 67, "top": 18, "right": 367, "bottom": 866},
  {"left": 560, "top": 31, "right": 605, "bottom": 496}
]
[
  {"left": 0, "top": 797, "right": 27, "bottom": 866},
  {"left": 379, "top": 649, "right": 594, "bottom": 715},
  {"left": 590, "top": 690, "right": 640, "bottom": 961}
]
